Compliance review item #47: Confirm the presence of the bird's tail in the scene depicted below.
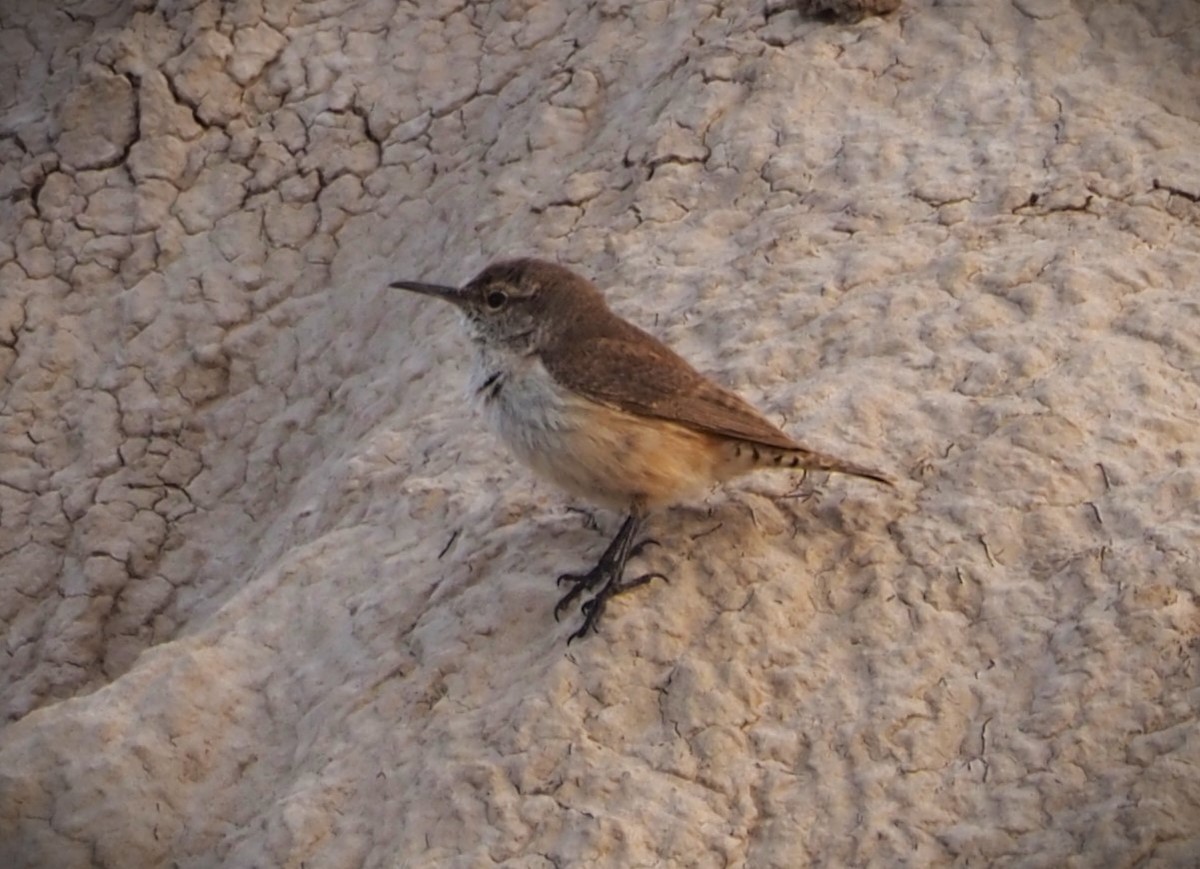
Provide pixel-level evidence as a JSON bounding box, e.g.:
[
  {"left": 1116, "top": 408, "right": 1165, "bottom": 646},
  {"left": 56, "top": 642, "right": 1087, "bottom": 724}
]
[
  {"left": 785, "top": 446, "right": 895, "bottom": 486},
  {"left": 725, "top": 440, "right": 895, "bottom": 487}
]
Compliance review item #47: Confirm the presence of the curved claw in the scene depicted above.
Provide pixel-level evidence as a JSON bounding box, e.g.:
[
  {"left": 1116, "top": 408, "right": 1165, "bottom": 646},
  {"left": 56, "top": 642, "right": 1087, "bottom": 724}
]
[
  {"left": 621, "top": 571, "right": 669, "bottom": 591},
  {"left": 554, "top": 591, "right": 578, "bottom": 620},
  {"left": 567, "top": 597, "right": 606, "bottom": 644},
  {"left": 629, "top": 538, "right": 661, "bottom": 558}
]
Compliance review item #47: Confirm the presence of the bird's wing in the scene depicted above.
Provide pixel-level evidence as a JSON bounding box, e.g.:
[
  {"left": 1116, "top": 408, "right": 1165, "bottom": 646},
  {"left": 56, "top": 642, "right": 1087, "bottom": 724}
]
[{"left": 544, "top": 319, "right": 801, "bottom": 450}]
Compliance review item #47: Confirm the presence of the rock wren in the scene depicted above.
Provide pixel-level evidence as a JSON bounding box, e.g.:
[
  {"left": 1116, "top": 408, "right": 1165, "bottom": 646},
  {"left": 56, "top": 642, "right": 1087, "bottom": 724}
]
[{"left": 392, "top": 258, "right": 893, "bottom": 642}]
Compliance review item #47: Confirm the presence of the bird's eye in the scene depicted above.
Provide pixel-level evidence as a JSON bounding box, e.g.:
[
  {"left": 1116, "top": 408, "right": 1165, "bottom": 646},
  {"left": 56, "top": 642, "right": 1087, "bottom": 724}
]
[{"left": 485, "top": 290, "right": 508, "bottom": 310}]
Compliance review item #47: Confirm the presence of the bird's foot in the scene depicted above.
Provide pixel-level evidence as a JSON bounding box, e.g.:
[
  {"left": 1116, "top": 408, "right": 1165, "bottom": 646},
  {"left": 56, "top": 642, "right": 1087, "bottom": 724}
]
[
  {"left": 553, "top": 515, "right": 666, "bottom": 642},
  {"left": 554, "top": 551, "right": 658, "bottom": 623},
  {"left": 565, "top": 570, "right": 668, "bottom": 643}
]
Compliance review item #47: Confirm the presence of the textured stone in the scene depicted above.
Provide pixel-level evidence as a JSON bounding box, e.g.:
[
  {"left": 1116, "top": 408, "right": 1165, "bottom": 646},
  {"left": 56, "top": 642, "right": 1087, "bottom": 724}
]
[
  {"left": 55, "top": 72, "right": 137, "bottom": 171},
  {"left": 1, "top": 1, "right": 1199, "bottom": 867}
]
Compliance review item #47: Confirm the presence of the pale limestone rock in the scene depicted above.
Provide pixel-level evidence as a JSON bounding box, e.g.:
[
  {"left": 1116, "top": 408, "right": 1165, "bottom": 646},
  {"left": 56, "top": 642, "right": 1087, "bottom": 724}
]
[
  {"left": 14, "top": 237, "right": 55, "bottom": 282},
  {"left": 33, "top": 172, "right": 79, "bottom": 220},
  {"left": 229, "top": 22, "right": 289, "bottom": 86},
  {"left": 798, "top": 0, "right": 902, "bottom": 23},
  {"left": 246, "top": 139, "right": 293, "bottom": 192},
  {"left": 137, "top": 70, "right": 203, "bottom": 140},
  {"left": 173, "top": 163, "right": 253, "bottom": 233},
  {"left": 78, "top": 187, "right": 139, "bottom": 235},
  {"left": 264, "top": 198, "right": 319, "bottom": 248},
  {"left": 304, "top": 116, "right": 381, "bottom": 180},
  {"left": 128, "top": 135, "right": 189, "bottom": 183},
  {"left": 133, "top": 179, "right": 179, "bottom": 233},
  {"left": 1, "top": 1, "right": 1199, "bottom": 867},
  {"left": 55, "top": 72, "right": 137, "bottom": 171},
  {"left": 163, "top": 30, "right": 241, "bottom": 126}
]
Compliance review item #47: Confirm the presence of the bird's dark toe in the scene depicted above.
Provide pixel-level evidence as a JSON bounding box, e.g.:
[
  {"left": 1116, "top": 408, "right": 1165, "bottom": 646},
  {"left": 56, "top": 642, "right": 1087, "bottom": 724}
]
[
  {"left": 629, "top": 538, "right": 661, "bottom": 558},
  {"left": 617, "top": 571, "right": 669, "bottom": 593},
  {"left": 556, "top": 571, "right": 585, "bottom": 588}
]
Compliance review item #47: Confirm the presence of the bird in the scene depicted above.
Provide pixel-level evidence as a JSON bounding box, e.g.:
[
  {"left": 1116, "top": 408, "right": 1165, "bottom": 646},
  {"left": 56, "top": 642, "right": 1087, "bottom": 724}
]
[{"left": 392, "top": 258, "right": 893, "bottom": 641}]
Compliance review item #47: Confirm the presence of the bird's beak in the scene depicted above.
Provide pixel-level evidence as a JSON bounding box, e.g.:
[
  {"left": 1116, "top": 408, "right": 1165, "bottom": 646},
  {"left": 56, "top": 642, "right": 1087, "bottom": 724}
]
[{"left": 390, "top": 280, "right": 471, "bottom": 308}]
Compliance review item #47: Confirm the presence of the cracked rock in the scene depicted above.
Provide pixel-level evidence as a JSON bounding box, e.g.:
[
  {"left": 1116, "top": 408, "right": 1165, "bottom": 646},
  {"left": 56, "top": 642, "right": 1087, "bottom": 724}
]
[{"left": 56, "top": 72, "right": 137, "bottom": 171}]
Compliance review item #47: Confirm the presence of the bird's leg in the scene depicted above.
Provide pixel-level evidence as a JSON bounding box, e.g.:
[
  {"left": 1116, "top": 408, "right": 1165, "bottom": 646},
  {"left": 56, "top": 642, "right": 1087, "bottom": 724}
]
[
  {"left": 554, "top": 514, "right": 639, "bottom": 618},
  {"left": 555, "top": 513, "right": 667, "bottom": 642}
]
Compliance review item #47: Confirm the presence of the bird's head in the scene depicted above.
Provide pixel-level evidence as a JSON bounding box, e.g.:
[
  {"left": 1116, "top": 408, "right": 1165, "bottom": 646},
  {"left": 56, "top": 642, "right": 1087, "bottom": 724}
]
[{"left": 391, "top": 258, "right": 607, "bottom": 352}]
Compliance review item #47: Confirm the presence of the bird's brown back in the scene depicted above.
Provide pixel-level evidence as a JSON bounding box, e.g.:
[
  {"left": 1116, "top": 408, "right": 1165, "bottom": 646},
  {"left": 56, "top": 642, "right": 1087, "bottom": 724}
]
[{"left": 543, "top": 300, "right": 801, "bottom": 451}]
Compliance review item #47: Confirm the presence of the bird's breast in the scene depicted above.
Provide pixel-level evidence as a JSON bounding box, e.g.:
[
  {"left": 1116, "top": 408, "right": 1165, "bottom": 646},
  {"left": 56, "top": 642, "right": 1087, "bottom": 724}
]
[
  {"left": 466, "top": 347, "right": 724, "bottom": 511},
  {"left": 469, "top": 350, "right": 578, "bottom": 451}
]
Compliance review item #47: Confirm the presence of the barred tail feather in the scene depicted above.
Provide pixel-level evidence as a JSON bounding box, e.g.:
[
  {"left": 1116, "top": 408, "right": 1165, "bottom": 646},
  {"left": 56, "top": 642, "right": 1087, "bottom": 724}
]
[
  {"left": 784, "top": 447, "right": 895, "bottom": 487},
  {"left": 726, "top": 439, "right": 894, "bottom": 487}
]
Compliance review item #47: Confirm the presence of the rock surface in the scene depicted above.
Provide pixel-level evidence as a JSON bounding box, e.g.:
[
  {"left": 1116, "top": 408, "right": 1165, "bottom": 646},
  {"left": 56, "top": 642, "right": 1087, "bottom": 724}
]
[{"left": 1, "top": 0, "right": 1198, "bottom": 866}]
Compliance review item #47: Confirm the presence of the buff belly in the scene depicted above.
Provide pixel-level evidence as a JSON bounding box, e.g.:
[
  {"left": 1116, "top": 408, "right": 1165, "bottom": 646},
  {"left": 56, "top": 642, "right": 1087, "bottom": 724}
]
[{"left": 474, "top": 355, "right": 735, "bottom": 512}]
